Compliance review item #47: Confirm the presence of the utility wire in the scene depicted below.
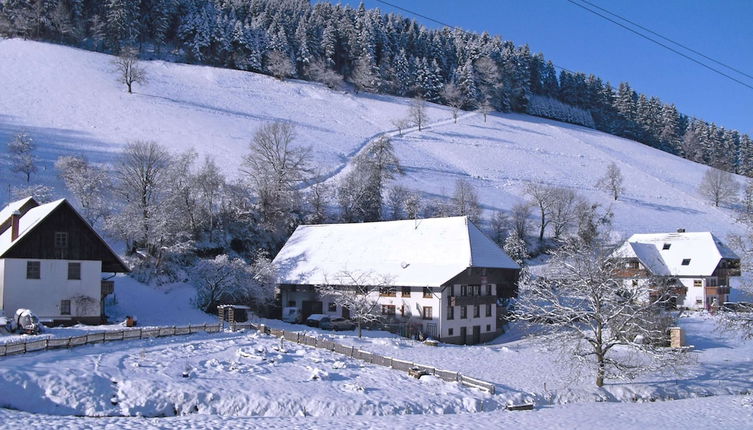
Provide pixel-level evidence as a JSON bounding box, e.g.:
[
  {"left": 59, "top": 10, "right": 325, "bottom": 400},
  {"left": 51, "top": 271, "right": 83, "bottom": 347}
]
[
  {"left": 373, "top": 0, "right": 578, "bottom": 74},
  {"left": 577, "top": 0, "right": 753, "bottom": 82},
  {"left": 566, "top": 0, "right": 753, "bottom": 91}
]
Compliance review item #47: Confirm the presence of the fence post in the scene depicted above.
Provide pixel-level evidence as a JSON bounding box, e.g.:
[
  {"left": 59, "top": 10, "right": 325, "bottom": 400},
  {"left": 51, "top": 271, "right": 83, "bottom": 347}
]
[{"left": 350, "top": 346, "right": 355, "bottom": 357}]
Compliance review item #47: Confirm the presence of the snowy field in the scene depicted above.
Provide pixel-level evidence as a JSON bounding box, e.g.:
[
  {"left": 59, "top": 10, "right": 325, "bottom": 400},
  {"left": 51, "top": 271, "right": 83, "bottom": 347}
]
[{"left": 0, "top": 38, "right": 745, "bottom": 239}]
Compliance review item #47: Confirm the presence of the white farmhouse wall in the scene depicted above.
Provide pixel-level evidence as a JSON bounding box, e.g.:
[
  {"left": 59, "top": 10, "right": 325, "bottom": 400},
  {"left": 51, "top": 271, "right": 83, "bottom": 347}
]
[
  {"left": 1, "top": 258, "right": 102, "bottom": 319},
  {"left": 0, "top": 259, "right": 5, "bottom": 311},
  {"left": 440, "top": 284, "right": 497, "bottom": 341},
  {"left": 680, "top": 278, "right": 705, "bottom": 309}
]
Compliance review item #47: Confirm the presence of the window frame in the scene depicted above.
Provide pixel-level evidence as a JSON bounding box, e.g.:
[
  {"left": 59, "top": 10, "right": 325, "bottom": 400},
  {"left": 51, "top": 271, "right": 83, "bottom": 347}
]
[
  {"left": 422, "top": 306, "right": 432, "bottom": 320},
  {"left": 460, "top": 305, "right": 467, "bottom": 319},
  {"left": 473, "top": 304, "right": 480, "bottom": 318},
  {"left": 381, "top": 304, "right": 396, "bottom": 316},
  {"left": 423, "top": 287, "right": 432, "bottom": 298},
  {"left": 379, "top": 286, "right": 396, "bottom": 297},
  {"left": 447, "top": 303, "right": 454, "bottom": 320},
  {"left": 401, "top": 287, "right": 411, "bottom": 297},
  {"left": 328, "top": 302, "right": 337, "bottom": 312},
  {"left": 486, "top": 303, "right": 492, "bottom": 317},
  {"left": 26, "top": 261, "right": 41, "bottom": 280},
  {"left": 54, "top": 231, "right": 68, "bottom": 249},
  {"left": 682, "top": 259, "right": 691, "bottom": 266},
  {"left": 60, "top": 299, "right": 71, "bottom": 315},
  {"left": 68, "top": 262, "right": 81, "bottom": 280}
]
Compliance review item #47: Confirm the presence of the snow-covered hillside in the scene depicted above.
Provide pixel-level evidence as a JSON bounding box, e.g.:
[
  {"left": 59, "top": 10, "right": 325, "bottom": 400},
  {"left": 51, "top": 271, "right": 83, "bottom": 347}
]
[{"left": 0, "top": 39, "right": 745, "bottom": 239}]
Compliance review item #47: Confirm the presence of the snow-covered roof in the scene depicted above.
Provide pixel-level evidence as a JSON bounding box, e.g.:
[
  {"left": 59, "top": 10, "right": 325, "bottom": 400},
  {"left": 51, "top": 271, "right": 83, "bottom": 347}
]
[
  {"left": 612, "top": 232, "right": 739, "bottom": 277},
  {"left": 273, "top": 216, "right": 520, "bottom": 287},
  {"left": 0, "top": 197, "right": 36, "bottom": 229},
  {"left": 0, "top": 199, "right": 65, "bottom": 256}
]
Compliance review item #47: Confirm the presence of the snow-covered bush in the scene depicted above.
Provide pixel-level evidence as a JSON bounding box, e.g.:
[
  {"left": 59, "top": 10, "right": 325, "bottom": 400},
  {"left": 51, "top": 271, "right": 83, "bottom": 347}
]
[{"left": 190, "top": 253, "right": 275, "bottom": 313}]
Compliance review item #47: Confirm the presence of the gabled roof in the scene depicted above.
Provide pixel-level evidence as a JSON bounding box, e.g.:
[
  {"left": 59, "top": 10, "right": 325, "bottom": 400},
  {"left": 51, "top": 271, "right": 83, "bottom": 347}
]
[
  {"left": 273, "top": 216, "right": 520, "bottom": 287},
  {"left": 0, "top": 198, "right": 129, "bottom": 272},
  {"left": 612, "top": 232, "right": 739, "bottom": 277},
  {"left": 0, "top": 197, "right": 37, "bottom": 234}
]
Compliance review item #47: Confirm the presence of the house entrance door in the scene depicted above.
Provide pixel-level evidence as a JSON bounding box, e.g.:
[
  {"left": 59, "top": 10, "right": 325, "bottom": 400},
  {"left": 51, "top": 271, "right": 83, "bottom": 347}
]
[
  {"left": 472, "top": 325, "right": 481, "bottom": 344},
  {"left": 302, "top": 300, "right": 323, "bottom": 320},
  {"left": 460, "top": 327, "right": 467, "bottom": 345}
]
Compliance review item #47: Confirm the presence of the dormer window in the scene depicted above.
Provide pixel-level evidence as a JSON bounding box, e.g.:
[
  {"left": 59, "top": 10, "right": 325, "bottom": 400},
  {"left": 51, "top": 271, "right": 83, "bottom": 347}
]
[
  {"left": 681, "top": 259, "right": 691, "bottom": 266},
  {"left": 662, "top": 243, "right": 671, "bottom": 250}
]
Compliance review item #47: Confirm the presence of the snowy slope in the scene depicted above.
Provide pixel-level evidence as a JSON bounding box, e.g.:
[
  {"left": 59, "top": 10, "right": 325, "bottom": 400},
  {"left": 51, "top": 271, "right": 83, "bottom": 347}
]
[{"left": 0, "top": 38, "right": 745, "bottom": 240}]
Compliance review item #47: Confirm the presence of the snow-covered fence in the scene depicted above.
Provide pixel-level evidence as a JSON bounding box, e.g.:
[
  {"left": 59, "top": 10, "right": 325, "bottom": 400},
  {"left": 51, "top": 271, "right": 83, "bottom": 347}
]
[
  {"left": 264, "top": 328, "right": 496, "bottom": 394},
  {"left": 0, "top": 323, "right": 223, "bottom": 357}
]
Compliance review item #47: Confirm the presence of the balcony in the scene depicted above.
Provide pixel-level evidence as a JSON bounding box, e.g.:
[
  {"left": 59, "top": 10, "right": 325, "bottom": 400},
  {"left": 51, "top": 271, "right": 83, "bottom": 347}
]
[
  {"left": 450, "top": 295, "right": 497, "bottom": 307},
  {"left": 705, "top": 286, "right": 731, "bottom": 296}
]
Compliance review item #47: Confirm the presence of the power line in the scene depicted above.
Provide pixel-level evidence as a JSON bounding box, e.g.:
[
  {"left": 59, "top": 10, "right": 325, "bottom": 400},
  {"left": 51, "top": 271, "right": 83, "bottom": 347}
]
[
  {"left": 566, "top": 0, "right": 753, "bottom": 91},
  {"left": 373, "top": 0, "right": 578, "bottom": 74},
  {"left": 577, "top": 0, "right": 753, "bottom": 82}
]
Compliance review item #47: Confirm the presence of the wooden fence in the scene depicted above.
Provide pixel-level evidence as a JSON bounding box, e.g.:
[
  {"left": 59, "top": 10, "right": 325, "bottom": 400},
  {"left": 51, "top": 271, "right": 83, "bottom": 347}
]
[
  {"left": 0, "top": 323, "right": 222, "bottom": 357},
  {"left": 0, "top": 321, "right": 496, "bottom": 395},
  {"left": 258, "top": 324, "right": 496, "bottom": 394}
]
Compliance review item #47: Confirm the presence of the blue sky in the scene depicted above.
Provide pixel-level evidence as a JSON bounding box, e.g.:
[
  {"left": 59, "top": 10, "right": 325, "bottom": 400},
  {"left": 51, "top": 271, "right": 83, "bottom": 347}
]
[{"left": 329, "top": 1, "right": 753, "bottom": 136}]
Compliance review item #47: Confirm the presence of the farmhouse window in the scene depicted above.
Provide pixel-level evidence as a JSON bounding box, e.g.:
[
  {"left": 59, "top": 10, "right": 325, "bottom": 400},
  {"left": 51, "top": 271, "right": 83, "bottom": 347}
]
[
  {"left": 381, "top": 305, "right": 396, "bottom": 315},
  {"left": 423, "top": 287, "right": 432, "bottom": 298},
  {"left": 470, "top": 285, "right": 481, "bottom": 296},
  {"left": 328, "top": 302, "right": 337, "bottom": 312},
  {"left": 26, "top": 261, "right": 40, "bottom": 279},
  {"left": 287, "top": 300, "right": 296, "bottom": 307},
  {"left": 694, "top": 280, "right": 703, "bottom": 287},
  {"left": 68, "top": 262, "right": 81, "bottom": 280},
  {"left": 486, "top": 324, "right": 491, "bottom": 332},
  {"left": 448, "top": 303, "right": 455, "bottom": 320},
  {"left": 682, "top": 259, "right": 691, "bottom": 266},
  {"left": 422, "top": 306, "right": 432, "bottom": 320},
  {"left": 486, "top": 303, "right": 492, "bottom": 317},
  {"left": 461, "top": 285, "right": 468, "bottom": 296},
  {"left": 473, "top": 305, "right": 480, "bottom": 318},
  {"left": 696, "top": 299, "right": 703, "bottom": 305},
  {"left": 460, "top": 306, "right": 467, "bottom": 319},
  {"left": 60, "top": 300, "right": 71, "bottom": 315},
  {"left": 380, "top": 287, "right": 396, "bottom": 297},
  {"left": 401, "top": 287, "right": 411, "bottom": 297},
  {"left": 662, "top": 243, "right": 671, "bottom": 250},
  {"left": 54, "top": 232, "right": 68, "bottom": 248},
  {"left": 486, "top": 285, "right": 492, "bottom": 296},
  {"left": 448, "top": 328, "right": 454, "bottom": 336},
  {"left": 625, "top": 261, "right": 639, "bottom": 269}
]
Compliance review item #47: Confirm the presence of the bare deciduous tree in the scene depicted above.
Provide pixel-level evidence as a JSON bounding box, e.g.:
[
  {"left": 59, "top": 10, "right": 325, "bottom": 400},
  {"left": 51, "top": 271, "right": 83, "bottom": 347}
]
[
  {"left": 7, "top": 131, "right": 38, "bottom": 183},
  {"left": 452, "top": 178, "right": 482, "bottom": 223},
  {"left": 318, "top": 271, "right": 392, "bottom": 337},
  {"left": 477, "top": 99, "right": 493, "bottom": 122},
  {"left": 113, "top": 47, "right": 146, "bottom": 94},
  {"left": 548, "top": 188, "right": 579, "bottom": 240},
  {"left": 386, "top": 185, "right": 409, "bottom": 220},
  {"left": 391, "top": 118, "right": 410, "bottom": 137},
  {"left": 596, "top": 162, "right": 625, "bottom": 201},
  {"left": 510, "top": 202, "right": 532, "bottom": 241},
  {"left": 441, "top": 82, "right": 464, "bottom": 123},
  {"left": 489, "top": 211, "right": 510, "bottom": 246},
  {"left": 307, "top": 60, "right": 343, "bottom": 89},
  {"left": 409, "top": 96, "right": 428, "bottom": 131},
  {"left": 191, "top": 253, "right": 276, "bottom": 313},
  {"left": 698, "top": 167, "right": 739, "bottom": 207},
  {"left": 516, "top": 239, "right": 683, "bottom": 387},
  {"left": 242, "top": 121, "right": 311, "bottom": 231},
  {"left": 525, "top": 183, "right": 556, "bottom": 243}
]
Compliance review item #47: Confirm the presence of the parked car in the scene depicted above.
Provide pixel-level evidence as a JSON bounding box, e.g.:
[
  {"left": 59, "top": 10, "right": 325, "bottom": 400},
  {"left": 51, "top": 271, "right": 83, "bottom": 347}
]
[
  {"left": 321, "top": 317, "right": 356, "bottom": 331},
  {"left": 722, "top": 302, "right": 753, "bottom": 312},
  {"left": 282, "top": 307, "right": 302, "bottom": 323},
  {"left": 305, "top": 314, "right": 327, "bottom": 328}
]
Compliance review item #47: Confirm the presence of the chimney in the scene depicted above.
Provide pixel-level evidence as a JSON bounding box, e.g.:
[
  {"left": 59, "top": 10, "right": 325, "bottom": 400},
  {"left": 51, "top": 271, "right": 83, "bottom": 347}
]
[
  {"left": 10, "top": 210, "right": 21, "bottom": 241},
  {"left": 677, "top": 228, "right": 686, "bottom": 233}
]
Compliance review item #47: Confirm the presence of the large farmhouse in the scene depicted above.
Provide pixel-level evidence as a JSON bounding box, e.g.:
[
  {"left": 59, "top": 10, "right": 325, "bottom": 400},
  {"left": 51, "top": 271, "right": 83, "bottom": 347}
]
[
  {"left": 0, "top": 197, "right": 129, "bottom": 324},
  {"left": 611, "top": 231, "right": 740, "bottom": 310},
  {"left": 273, "top": 216, "right": 521, "bottom": 345}
]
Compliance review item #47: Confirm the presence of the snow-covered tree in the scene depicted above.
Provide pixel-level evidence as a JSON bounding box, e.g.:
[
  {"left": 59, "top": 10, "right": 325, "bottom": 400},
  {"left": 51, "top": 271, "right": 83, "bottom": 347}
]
[
  {"left": 441, "top": 82, "right": 464, "bottom": 123},
  {"left": 503, "top": 231, "right": 528, "bottom": 266},
  {"left": 488, "top": 210, "right": 510, "bottom": 246},
  {"left": 524, "top": 183, "right": 556, "bottom": 243},
  {"left": 307, "top": 59, "right": 343, "bottom": 89},
  {"left": 265, "top": 50, "right": 294, "bottom": 80},
  {"left": 698, "top": 167, "right": 739, "bottom": 207},
  {"left": 510, "top": 202, "right": 531, "bottom": 241},
  {"left": 7, "top": 131, "right": 38, "bottom": 183},
  {"left": 191, "top": 253, "right": 275, "bottom": 313},
  {"left": 595, "top": 162, "right": 625, "bottom": 201},
  {"left": 548, "top": 187, "right": 578, "bottom": 241},
  {"left": 516, "top": 238, "right": 682, "bottom": 387},
  {"left": 317, "top": 271, "right": 391, "bottom": 337},
  {"left": 113, "top": 47, "right": 146, "bottom": 94},
  {"left": 11, "top": 184, "right": 54, "bottom": 203},
  {"left": 409, "top": 96, "right": 428, "bottom": 131},
  {"left": 55, "top": 155, "right": 112, "bottom": 226},
  {"left": 385, "top": 184, "right": 408, "bottom": 220}
]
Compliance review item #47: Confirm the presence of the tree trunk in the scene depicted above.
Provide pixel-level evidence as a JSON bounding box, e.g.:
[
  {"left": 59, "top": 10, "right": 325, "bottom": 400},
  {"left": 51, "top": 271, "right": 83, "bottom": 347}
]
[
  {"left": 538, "top": 207, "right": 546, "bottom": 242},
  {"left": 357, "top": 321, "right": 362, "bottom": 338}
]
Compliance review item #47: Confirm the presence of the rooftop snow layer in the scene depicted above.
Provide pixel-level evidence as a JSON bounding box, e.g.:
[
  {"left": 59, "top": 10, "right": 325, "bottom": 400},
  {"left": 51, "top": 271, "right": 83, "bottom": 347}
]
[
  {"left": 613, "top": 232, "right": 739, "bottom": 277},
  {"left": 273, "top": 216, "right": 519, "bottom": 287},
  {"left": 0, "top": 199, "right": 64, "bottom": 256}
]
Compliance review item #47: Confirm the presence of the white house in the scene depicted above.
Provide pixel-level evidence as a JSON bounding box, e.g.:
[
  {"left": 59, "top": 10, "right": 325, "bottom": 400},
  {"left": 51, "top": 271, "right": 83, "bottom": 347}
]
[
  {"left": 272, "top": 216, "right": 521, "bottom": 345},
  {"left": 0, "top": 197, "right": 129, "bottom": 324},
  {"left": 611, "top": 231, "right": 740, "bottom": 310}
]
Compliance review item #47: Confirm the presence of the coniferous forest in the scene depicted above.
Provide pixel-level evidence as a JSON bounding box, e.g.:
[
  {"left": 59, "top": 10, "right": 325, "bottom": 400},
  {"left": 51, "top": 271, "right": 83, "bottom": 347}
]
[{"left": 1, "top": 0, "right": 750, "bottom": 176}]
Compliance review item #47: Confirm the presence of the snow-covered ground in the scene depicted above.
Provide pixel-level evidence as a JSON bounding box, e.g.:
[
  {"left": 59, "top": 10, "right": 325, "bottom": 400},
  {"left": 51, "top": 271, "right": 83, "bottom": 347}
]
[{"left": 0, "top": 38, "right": 745, "bottom": 239}]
